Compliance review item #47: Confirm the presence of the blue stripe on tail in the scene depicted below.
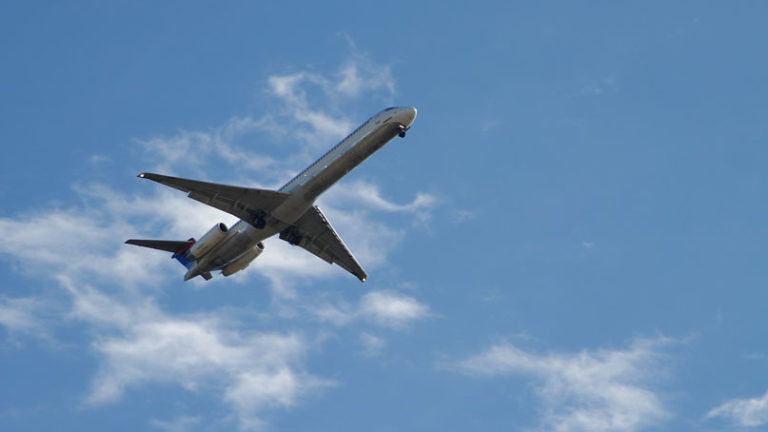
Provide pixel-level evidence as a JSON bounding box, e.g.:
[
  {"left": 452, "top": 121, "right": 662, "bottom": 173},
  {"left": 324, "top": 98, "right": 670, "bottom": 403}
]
[
  {"left": 171, "top": 238, "right": 196, "bottom": 270},
  {"left": 173, "top": 252, "right": 195, "bottom": 270}
]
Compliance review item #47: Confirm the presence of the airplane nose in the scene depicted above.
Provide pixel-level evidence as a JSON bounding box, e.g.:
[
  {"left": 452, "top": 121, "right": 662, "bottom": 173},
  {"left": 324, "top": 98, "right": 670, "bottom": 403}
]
[{"left": 399, "top": 106, "right": 417, "bottom": 128}]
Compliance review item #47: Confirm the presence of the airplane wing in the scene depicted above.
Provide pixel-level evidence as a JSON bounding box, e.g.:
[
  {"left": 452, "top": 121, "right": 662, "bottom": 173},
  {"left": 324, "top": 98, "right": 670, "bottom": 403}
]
[
  {"left": 281, "top": 206, "right": 368, "bottom": 282},
  {"left": 138, "top": 172, "right": 289, "bottom": 226}
]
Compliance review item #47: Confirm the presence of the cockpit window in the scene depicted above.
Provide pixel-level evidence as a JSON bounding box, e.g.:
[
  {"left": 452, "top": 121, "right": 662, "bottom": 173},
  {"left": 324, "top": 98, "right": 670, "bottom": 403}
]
[{"left": 384, "top": 107, "right": 397, "bottom": 111}]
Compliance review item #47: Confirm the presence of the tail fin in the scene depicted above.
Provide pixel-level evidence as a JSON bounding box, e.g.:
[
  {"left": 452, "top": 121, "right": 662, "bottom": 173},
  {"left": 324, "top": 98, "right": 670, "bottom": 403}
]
[
  {"left": 125, "top": 238, "right": 196, "bottom": 269},
  {"left": 126, "top": 238, "right": 213, "bottom": 281}
]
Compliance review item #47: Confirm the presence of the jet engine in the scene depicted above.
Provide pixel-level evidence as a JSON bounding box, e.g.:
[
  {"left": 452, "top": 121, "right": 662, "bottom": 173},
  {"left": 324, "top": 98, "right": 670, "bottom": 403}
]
[
  {"left": 221, "top": 242, "right": 265, "bottom": 277},
  {"left": 187, "top": 223, "right": 229, "bottom": 259}
]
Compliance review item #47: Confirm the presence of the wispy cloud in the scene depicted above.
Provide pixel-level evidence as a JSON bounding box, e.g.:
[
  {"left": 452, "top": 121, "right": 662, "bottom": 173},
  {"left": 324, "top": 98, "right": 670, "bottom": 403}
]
[
  {"left": 0, "top": 205, "right": 164, "bottom": 288},
  {"left": 149, "top": 416, "right": 201, "bottom": 432},
  {"left": 359, "top": 291, "right": 431, "bottom": 329},
  {"left": 335, "top": 50, "right": 395, "bottom": 97},
  {"left": 706, "top": 391, "right": 768, "bottom": 428},
  {"left": 569, "top": 76, "right": 618, "bottom": 98},
  {"left": 0, "top": 296, "right": 49, "bottom": 337},
  {"left": 263, "top": 53, "right": 395, "bottom": 154},
  {"left": 309, "top": 290, "right": 430, "bottom": 329},
  {"left": 268, "top": 72, "right": 355, "bottom": 145},
  {"left": 138, "top": 116, "right": 279, "bottom": 180},
  {"left": 454, "top": 337, "right": 674, "bottom": 432},
  {"left": 70, "top": 281, "right": 331, "bottom": 429},
  {"left": 359, "top": 332, "right": 386, "bottom": 356},
  {"left": 324, "top": 180, "right": 437, "bottom": 214}
]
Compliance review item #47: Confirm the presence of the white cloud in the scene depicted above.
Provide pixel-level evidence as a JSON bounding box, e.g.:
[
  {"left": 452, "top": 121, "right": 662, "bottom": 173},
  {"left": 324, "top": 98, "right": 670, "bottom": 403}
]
[
  {"left": 0, "top": 296, "right": 48, "bottom": 337},
  {"left": 309, "top": 290, "right": 430, "bottom": 330},
  {"left": 451, "top": 209, "right": 477, "bottom": 224},
  {"left": 60, "top": 278, "right": 332, "bottom": 429},
  {"left": 744, "top": 353, "right": 767, "bottom": 360},
  {"left": 324, "top": 180, "right": 437, "bottom": 214},
  {"left": 263, "top": 52, "right": 395, "bottom": 153},
  {"left": 570, "top": 76, "right": 618, "bottom": 98},
  {"left": 89, "top": 154, "right": 110, "bottom": 164},
  {"left": 359, "top": 332, "right": 386, "bottom": 357},
  {"left": 150, "top": 416, "right": 201, "bottom": 432},
  {"left": 138, "top": 117, "right": 278, "bottom": 179},
  {"left": 335, "top": 57, "right": 395, "bottom": 97},
  {"left": 707, "top": 391, "right": 768, "bottom": 427},
  {"left": 359, "top": 291, "right": 430, "bottom": 329},
  {"left": 0, "top": 204, "right": 165, "bottom": 288},
  {"left": 266, "top": 72, "right": 353, "bottom": 150},
  {"left": 456, "top": 337, "right": 673, "bottom": 432}
]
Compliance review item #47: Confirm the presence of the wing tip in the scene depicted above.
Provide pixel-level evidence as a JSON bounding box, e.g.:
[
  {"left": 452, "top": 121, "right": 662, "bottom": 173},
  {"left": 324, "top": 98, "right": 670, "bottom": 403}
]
[{"left": 137, "top": 172, "right": 160, "bottom": 180}]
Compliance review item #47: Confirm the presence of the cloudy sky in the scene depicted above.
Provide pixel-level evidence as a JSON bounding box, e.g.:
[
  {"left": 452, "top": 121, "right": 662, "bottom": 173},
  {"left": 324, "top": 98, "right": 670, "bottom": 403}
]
[{"left": 1, "top": 2, "right": 767, "bottom": 431}]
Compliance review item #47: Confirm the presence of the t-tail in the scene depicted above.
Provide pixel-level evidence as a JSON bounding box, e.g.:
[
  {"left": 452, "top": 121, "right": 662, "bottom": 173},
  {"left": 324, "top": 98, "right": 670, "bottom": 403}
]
[{"left": 124, "top": 238, "right": 213, "bottom": 281}]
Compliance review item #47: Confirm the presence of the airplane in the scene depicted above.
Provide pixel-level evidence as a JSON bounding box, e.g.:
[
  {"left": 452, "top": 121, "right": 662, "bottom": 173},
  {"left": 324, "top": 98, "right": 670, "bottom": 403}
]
[{"left": 126, "top": 106, "right": 417, "bottom": 282}]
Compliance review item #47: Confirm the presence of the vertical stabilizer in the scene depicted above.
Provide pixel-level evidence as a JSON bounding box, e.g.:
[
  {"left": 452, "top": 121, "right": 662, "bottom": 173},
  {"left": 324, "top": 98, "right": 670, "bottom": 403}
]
[{"left": 171, "top": 238, "right": 197, "bottom": 270}]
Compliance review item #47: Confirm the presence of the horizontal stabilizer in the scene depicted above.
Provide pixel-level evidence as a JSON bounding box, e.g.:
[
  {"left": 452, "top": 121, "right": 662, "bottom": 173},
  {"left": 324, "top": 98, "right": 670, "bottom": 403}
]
[{"left": 125, "top": 239, "right": 194, "bottom": 253}]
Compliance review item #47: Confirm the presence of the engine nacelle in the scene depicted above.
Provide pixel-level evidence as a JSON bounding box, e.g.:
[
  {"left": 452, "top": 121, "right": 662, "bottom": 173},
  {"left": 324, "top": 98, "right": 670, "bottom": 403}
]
[
  {"left": 188, "top": 222, "right": 229, "bottom": 259},
  {"left": 221, "top": 242, "right": 265, "bottom": 277}
]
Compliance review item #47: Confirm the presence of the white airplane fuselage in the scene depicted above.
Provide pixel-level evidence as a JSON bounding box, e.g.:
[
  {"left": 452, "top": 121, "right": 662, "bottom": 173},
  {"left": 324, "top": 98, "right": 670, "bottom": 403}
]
[{"left": 180, "top": 106, "right": 417, "bottom": 280}]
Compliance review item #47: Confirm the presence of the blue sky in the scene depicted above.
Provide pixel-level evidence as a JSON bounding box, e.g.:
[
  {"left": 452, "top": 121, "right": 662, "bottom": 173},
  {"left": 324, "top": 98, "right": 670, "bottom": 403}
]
[{"left": 1, "top": 2, "right": 767, "bottom": 431}]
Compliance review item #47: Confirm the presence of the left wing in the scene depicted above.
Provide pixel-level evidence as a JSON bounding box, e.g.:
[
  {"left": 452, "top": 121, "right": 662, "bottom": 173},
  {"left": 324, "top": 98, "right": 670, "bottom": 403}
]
[
  {"left": 280, "top": 206, "right": 367, "bottom": 282},
  {"left": 139, "top": 172, "right": 289, "bottom": 226}
]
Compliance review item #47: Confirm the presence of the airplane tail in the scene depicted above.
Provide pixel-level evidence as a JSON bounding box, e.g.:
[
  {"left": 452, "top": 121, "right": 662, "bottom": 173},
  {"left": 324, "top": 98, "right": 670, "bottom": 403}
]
[{"left": 125, "top": 238, "right": 213, "bottom": 280}]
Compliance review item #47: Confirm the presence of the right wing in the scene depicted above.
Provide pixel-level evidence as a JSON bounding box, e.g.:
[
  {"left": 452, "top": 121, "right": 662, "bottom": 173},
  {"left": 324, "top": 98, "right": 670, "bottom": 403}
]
[
  {"left": 138, "top": 172, "right": 289, "bottom": 225},
  {"left": 281, "top": 206, "right": 368, "bottom": 282}
]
